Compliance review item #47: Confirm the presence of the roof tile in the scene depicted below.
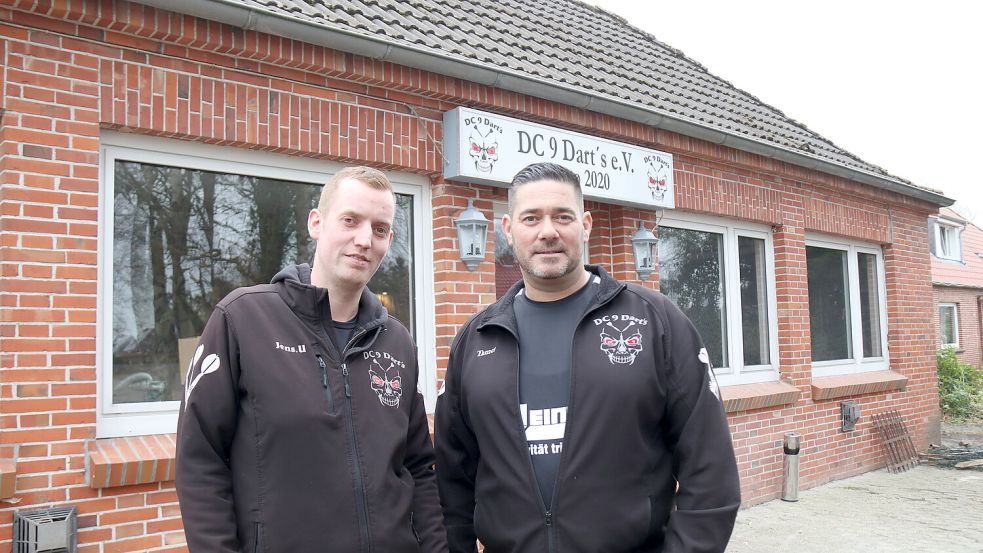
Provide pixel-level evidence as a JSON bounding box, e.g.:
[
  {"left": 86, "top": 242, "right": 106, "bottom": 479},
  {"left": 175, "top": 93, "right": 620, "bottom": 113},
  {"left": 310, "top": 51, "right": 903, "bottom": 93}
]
[{"left": 196, "top": 0, "right": 936, "bottom": 192}]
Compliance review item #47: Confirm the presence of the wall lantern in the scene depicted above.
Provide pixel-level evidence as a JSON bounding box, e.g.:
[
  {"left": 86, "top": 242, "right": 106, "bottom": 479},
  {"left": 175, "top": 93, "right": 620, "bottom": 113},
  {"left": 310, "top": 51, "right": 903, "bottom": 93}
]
[
  {"left": 454, "top": 198, "right": 489, "bottom": 272},
  {"left": 631, "top": 221, "right": 658, "bottom": 281}
]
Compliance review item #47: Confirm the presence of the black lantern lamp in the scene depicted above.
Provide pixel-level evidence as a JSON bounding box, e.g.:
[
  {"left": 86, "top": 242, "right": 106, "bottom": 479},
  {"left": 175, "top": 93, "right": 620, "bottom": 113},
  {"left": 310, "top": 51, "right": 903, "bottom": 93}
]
[
  {"left": 454, "top": 198, "right": 490, "bottom": 272},
  {"left": 631, "top": 221, "right": 658, "bottom": 281}
]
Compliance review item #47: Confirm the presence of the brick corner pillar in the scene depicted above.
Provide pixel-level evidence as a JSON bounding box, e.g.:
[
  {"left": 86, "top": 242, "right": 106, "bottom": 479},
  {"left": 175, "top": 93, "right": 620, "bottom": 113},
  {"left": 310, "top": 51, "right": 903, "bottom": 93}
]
[
  {"left": 771, "top": 218, "right": 813, "bottom": 395},
  {"left": 882, "top": 210, "right": 941, "bottom": 448}
]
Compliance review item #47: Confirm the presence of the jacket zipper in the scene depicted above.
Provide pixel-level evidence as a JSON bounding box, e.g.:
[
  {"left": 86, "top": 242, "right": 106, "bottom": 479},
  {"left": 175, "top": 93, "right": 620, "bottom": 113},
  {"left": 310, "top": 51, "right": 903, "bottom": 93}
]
[
  {"left": 341, "top": 329, "right": 372, "bottom": 553},
  {"left": 508, "top": 283, "right": 620, "bottom": 553},
  {"left": 315, "top": 354, "right": 334, "bottom": 414},
  {"left": 511, "top": 332, "right": 558, "bottom": 553}
]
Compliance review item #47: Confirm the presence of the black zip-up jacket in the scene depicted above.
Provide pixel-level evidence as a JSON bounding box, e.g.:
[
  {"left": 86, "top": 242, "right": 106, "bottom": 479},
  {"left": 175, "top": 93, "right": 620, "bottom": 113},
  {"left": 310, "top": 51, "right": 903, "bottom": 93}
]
[
  {"left": 176, "top": 264, "right": 447, "bottom": 553},
  {"left": 435, "top": 266, "right": 740, "bottom": 553}
]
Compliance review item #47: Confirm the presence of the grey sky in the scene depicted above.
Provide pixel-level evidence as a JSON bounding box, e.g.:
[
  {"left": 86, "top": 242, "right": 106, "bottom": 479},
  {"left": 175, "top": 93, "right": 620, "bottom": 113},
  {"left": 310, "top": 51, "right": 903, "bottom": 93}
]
[{"left": 592, "top": 0, "right": 982, "bottom": 223}]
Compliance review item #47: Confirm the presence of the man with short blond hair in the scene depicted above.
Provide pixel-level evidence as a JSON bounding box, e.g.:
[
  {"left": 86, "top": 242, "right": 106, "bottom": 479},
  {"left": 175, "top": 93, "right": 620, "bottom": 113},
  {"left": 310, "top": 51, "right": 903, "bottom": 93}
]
[{"left": 177, "top": 166, "right": 447, "bottom": 553}]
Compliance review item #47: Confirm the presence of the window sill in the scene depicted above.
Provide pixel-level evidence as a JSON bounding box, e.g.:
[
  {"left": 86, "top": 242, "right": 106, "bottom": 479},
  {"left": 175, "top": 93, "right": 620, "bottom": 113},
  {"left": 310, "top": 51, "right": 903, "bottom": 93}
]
[
  {"left": 86, "top": 434, "right": 176, "bottom": 489},
  {"left": 1, "top": 458, "right": 16, "bottom": 499},
  {"left": 811, "top": 370, "right": 907, "bottom": 401},
  {"left": 720, "top": 381, "right": 800, "bottom": 414}
]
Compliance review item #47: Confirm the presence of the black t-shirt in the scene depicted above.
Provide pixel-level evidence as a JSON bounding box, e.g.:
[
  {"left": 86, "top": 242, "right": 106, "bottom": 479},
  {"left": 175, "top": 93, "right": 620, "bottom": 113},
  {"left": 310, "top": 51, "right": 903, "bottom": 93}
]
[
  {"left": 514, "top": 277, "right": 597, "bottom": 509},
  {"left": 331, "top": 317, "right": 358, "bottom": 354}
]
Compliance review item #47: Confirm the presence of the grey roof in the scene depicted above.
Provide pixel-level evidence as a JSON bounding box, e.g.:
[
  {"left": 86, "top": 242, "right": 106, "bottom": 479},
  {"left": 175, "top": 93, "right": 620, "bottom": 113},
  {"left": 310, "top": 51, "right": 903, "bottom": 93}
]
[{"left": 136, "top": 0, "right": 951, "bottom": 205}]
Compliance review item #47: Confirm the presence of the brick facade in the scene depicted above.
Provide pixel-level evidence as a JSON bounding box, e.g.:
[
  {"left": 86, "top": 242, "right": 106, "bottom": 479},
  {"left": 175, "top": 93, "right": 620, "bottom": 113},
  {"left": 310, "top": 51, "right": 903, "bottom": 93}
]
[
  {"left": 0, "top": 1, "right": 943, "bottom": 550},
  {"left": 933, "top": 286, "right": 983, "bottom": 368}
]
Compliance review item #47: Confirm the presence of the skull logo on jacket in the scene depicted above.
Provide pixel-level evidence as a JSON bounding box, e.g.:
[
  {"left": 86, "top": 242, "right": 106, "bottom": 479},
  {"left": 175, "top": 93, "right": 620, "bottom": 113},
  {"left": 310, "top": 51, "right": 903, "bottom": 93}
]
[
  {"left": 600, "top": 322, "right": 643, "bottom": 365},
  {"left": 369, "top": 360, "right": 402, "bottom": 408}
]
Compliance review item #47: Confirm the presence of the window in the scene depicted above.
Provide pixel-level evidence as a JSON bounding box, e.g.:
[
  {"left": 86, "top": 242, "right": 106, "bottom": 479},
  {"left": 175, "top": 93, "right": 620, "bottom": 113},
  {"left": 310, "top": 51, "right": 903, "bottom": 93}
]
[
  {"left": 932, "top": 218, "right": 963, "bottom": 261},
  {"left": 658, "top": 215, "right": 778, "bottom": 385},
  {"left": 493, "top": 203, "right": 522, "bottom": 299},
  {"left": 805, "top": 237, "right": 889, "bottom": 377},
  {"left": 939, "top": 303, "right": 959, "bottom": 348},
  {"left": 98, "top": 135, "right": 436, "bottom": 437}
]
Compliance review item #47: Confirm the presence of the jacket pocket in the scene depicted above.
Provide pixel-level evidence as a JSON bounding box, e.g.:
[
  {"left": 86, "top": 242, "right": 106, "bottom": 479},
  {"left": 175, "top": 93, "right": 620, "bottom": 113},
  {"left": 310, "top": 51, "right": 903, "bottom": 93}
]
[
  {"left": 315, "top": 354, "right": 335, "bottom": 415},
  {"left": 252, "top": 521, "right": 265, "bottom": 553}
]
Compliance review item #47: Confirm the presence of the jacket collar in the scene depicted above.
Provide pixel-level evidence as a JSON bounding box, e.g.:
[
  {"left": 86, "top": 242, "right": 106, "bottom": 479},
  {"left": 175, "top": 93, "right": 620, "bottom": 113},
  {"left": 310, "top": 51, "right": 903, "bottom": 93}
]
[
  {"left": 477, "top": 264, "right": 625, "bottom": 333},
  {"left": 271, "top": 263, "right": 389, "bottom": 335}
]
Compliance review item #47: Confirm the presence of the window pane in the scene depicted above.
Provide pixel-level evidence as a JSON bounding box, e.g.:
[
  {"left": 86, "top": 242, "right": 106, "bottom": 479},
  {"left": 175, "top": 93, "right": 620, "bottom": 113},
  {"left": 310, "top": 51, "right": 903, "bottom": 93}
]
[
  {"left": 857, "top": 252, "right": 882, "bottom": 357},
  {"left": 113, "top": 161, "right": 320, "bottom": 405},
  {"left": 494, "top": 215, "right": 522, "bottom": 299},
  {"left": 939, "top": 228, "right": 950, "bottom": 257},
  {"left": 806, "top": 246, "right": 852, "bottom": 362},
  {"left": 739, "top": 237, "right": 769, "bottom": 366},
  {"left": 368, "top": 193, "right": 415, "bottom": 334},
  {"left": 940, "top": 305, "right": 956, "bottom": 345},
  {"left": 658, "top": 227, "right": 727, "bottom": 368}
]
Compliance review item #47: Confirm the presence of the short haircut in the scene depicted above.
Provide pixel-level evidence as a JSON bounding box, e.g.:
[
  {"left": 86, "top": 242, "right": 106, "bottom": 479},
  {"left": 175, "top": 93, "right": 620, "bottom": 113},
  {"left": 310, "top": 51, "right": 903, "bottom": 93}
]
[
  {"left": 318, "top": 166, "right": 394, "bottom": 213},
  {"left": 508, "top": 162, "right": 583, "bottom": 215}
]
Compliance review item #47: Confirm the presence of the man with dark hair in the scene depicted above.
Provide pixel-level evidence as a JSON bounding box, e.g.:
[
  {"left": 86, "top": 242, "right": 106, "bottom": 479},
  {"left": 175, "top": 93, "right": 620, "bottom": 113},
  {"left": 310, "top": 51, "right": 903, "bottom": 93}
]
[
  {"left": 177, "top": 166, "right": 447, "bottom": 552},
  {"left": 436, "top": 162, "right": 741, "bottom": 553}
]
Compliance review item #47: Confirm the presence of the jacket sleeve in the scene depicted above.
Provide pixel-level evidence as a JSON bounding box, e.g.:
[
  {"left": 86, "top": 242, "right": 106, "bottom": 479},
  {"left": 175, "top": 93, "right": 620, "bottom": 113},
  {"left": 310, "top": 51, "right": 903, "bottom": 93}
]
[
  {"left": 175, "top": 306, "right": 241, "bottom": 553},
  {"left": 404, "top": 360, "right": 449, "bottom": 553},
  {"left": 434, "top": 332, "right": 481, "bottom": 553},
  {"left": 658, "top": 297, "right": 742, "bottom": 553}
]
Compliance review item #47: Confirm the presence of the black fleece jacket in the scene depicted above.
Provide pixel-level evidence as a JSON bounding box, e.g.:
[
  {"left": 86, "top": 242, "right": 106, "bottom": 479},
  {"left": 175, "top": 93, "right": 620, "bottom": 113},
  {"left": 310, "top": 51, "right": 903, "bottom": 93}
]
[
  {"left": 435, "top": 266, "right": 740, "bottom": 553},
  {"left": 176, "top": 264, "right": 447, "bottom": 553}
]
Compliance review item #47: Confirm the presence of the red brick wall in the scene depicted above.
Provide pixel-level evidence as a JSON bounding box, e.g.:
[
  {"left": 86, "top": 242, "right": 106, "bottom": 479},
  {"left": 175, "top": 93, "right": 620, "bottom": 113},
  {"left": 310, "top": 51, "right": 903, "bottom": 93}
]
[
  {"left": 0, "top": 0, "right": 943, "bottom": 549},
  {"left": 934, "top": 286, "right": 983, "bottom": 368}
]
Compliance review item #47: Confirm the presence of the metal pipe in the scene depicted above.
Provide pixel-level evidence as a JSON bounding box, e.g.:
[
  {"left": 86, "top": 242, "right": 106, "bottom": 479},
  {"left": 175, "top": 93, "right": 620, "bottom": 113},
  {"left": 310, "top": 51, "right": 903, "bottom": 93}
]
[{"left": 782, "top": 432, "right": 801, "bottom": 502}]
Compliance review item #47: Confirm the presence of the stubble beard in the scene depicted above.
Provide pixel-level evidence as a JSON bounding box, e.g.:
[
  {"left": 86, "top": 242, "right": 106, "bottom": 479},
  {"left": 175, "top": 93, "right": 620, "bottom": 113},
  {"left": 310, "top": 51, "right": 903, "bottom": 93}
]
[{"left": 517, "top": 242, "right": 581, "bottom": 280}]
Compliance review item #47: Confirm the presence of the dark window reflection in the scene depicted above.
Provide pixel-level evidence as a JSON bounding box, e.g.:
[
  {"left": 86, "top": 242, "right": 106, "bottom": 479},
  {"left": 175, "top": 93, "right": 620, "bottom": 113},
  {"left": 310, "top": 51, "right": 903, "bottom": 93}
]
[
  {"left": 112, "top": 160, "right": 415, "bottom": 405},
  {"left": 658, "top": 226, "right": 728, "bottom": 369},
  {"left": 806, "top": 246, "right": 852, "bottom": 362},
  {"left": 369, "top": 193, "right": 415, "bottom": 335}
]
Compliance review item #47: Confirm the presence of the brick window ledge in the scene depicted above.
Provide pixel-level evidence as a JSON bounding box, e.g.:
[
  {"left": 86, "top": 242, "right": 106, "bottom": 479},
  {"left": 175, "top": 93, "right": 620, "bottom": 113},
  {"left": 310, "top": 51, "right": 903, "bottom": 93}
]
[
  {"left": 1, "top": 459, "right": 16, "bottom": 499},
  {"left": 811, "top": 370, "right": 908, "bottom": 401},
  {"left": 720, "top": 381, "right": 800, "bottom": 413},
  {"left": 87, "top": 434, "right": 176, "bottom": 489}
]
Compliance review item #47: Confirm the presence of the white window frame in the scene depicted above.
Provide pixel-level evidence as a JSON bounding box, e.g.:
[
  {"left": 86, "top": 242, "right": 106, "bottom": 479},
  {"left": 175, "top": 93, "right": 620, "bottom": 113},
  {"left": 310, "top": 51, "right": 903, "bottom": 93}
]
[
  {"left": 939, "top": 303, "right": 959, "bottom": 348},
  {"left": 658, "top": 213, "right": 779, "bottom": 386},
  {"left": 805, "top": 235, "right": 890, "bottom": 378},
  {"left": 97, "top": 133, "right": 437, "bottom": 437},
  {"left": 934, "top": 218, "right": 963, "bottom": 261}
]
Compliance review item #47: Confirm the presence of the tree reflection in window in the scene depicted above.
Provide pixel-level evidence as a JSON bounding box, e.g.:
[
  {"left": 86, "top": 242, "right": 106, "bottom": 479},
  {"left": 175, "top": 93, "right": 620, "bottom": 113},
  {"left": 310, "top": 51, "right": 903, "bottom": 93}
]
[
  {"left": 658, "top": 227, "right": 728, "bottom": 369},
  {"left": 112, "top": 161, "right": 414, "bottom": 405}
]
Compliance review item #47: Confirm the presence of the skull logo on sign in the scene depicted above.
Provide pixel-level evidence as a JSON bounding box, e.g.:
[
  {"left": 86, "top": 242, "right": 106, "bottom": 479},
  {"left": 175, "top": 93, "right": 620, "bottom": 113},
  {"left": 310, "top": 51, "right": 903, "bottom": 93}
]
[
  {"left": 646, "top": 156, "right": 670, "bottom": 202},
  {"left": 599, "top": 322, "right": 643, "bottom": 365},
  {"left": 368, "top": 359, "right": 402, "bottom": 408},
  {"left": 469, "top": 125, "right": 499, "bottom": 173}
]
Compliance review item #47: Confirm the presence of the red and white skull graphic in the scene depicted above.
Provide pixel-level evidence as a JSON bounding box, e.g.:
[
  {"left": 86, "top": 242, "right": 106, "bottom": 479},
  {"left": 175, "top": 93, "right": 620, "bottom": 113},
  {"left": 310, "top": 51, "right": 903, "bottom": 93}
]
[
  {"left": 600, "top": 322, "right": 643, "bottom": 365},
  {"left": 368, "top": 360, "right": 402, "bottom": 408},
  {"left": 469, "top": 125, "right": 498, "bottom": 173}
]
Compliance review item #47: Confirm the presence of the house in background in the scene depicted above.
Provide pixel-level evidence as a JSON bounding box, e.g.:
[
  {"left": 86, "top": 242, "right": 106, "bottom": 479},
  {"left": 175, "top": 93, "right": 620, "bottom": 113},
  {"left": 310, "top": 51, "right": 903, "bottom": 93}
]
[
  {"left": 0, "top": 0, "right": 954, "bottom": 549},
  {"left": 931, "top": 207, "right": 983, "bottom": 367}
]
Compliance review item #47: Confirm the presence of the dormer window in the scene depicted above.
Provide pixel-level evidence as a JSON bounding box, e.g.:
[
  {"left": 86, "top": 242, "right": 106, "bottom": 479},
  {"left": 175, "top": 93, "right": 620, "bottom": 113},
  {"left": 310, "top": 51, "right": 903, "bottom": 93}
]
[{"left": 932, "top": 217, "right": 964, "bottom": 261}]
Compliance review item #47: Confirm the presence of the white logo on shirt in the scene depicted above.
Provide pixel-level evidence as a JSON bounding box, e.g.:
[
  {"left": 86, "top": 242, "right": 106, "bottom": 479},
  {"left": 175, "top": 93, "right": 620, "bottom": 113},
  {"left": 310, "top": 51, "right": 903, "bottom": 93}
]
[{"left": 520, "top": 403, "right": 567, "bottom": 441}]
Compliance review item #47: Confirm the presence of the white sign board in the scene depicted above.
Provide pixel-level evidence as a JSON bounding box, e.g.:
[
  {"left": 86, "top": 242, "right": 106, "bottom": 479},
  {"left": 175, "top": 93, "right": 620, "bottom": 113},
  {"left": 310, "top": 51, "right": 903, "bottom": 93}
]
[{"left": 443, "top": 107, "right": 674, "bottom": 209}]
